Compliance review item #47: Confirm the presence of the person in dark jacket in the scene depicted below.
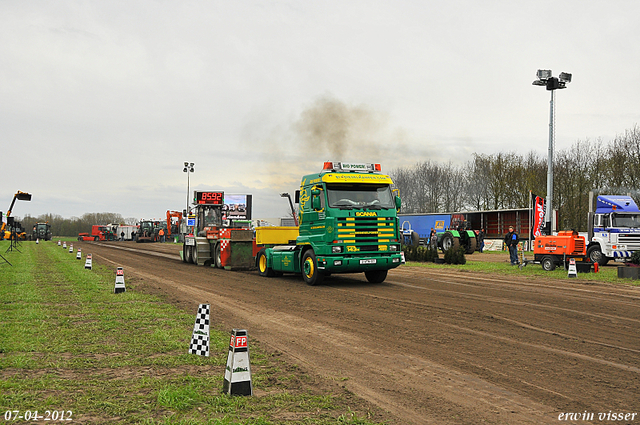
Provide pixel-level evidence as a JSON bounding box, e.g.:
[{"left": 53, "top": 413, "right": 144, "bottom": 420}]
[
  {"left": 504, "top": 226, "right": 519, "bottom": 265},
  {"left": 478, "top": 228, "right": 485, "bottom": 253}
]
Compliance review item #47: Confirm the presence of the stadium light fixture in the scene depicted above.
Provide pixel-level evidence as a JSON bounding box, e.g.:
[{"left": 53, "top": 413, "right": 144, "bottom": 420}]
[
  {"left": 183, "top": 162, "right": 195, "bottom": 214},
  {"left": 532, "top": 69, "right": 572, "bottom": 235}
]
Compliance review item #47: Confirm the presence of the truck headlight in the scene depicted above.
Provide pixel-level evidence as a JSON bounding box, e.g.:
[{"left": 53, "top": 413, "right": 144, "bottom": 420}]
[
  {"left": 390, "top": 245, "right": 398, "bottom": 251},
  {"left": 332, "top": 246, "right": 343, "bottom": 253}
]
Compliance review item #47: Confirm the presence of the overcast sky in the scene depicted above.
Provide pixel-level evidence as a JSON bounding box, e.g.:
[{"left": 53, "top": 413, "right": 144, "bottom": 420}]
[{"left": 2, "top": 1, "right": 639, "bottom": 221}]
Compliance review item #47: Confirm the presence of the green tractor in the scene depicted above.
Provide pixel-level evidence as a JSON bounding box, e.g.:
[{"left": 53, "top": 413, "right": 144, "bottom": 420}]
[{"left": 433, "top": 217, "right": 477, "bottom": 254}]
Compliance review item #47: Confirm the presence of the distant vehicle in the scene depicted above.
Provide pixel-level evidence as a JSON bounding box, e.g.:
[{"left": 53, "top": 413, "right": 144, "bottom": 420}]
[
  {"left": 32, "top": 222, "right": 52, "bottom": 241},
  {"left": 78, "top": 225, "right": 116, "bottom": 241},
  {"left": 587, "top": 195, "right": 640, "bottom": 265}
]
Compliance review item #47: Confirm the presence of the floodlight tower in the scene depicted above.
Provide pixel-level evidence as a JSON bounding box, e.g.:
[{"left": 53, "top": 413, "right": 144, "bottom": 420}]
[
  {"left": 532, "top": 70, "right": 572, "bottom": 235},
  {"left": 183, "top": 162, "right": 195, "bottom": 214}
]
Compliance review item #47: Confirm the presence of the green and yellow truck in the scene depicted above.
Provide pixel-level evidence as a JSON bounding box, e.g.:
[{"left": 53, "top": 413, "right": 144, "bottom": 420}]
[{"left": 256, "top": 162, "right": 404, "bottom": 285}]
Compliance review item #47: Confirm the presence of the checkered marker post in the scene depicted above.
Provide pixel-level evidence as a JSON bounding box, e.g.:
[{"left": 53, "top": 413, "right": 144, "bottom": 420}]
[
  {"left": 62, "top": 241, "right": 66, "bottom": 249},
  {"left": 69, "top": 244, "right": 73, "bottom": 253},
  {"left": 188, "top": 304, "right": 210, "bottom": 357},
  {"left": 76, "top": 248, "right": 82, "bottom": 260},
  {"left": 58, "top": 240, "right": 61, "bottom": 246},
  {"left": 114, "top": 267, "right": 126, "bottom": 293},
  {"left": 85, "top": 254, "right": 92, "bottom": 270},
  {"left": 223, "top": 329, "right": 253, "bottom": 396}
]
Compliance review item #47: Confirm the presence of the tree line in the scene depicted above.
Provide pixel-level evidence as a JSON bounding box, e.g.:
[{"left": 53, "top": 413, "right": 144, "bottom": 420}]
[
  {"left": 390, "top": 125, "right": 640, "bottom": 232},
  {"left": 14, "top": 213, "right": 138, "bottom": 237}
]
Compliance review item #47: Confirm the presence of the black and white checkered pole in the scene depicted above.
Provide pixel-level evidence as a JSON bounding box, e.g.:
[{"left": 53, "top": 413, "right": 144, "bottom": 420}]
[
  {"left": 189, "top": 304, "right": 210, "bottom": 357},
  {"left": 223, "top": 329, "right": 253, "bottom": 396},
  {"left": 85, "top": 254, "right": 92, "bottom": 270}
]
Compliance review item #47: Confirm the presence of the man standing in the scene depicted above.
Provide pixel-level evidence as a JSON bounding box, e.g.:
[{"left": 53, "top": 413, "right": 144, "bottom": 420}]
[
  {"left": 504, "top": 226, "right": 519, "bottom": 265},
  {"left": 478, "top": 228, "right": 485, "bottom": 253}
]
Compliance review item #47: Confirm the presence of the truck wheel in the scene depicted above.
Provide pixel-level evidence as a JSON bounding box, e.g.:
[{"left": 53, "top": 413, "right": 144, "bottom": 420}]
[
  {"left": 365, "top": 269, "right": 387, "bottom": 283},
  {"left": 257, "top": 248, "right": 275, "bottom": 277},
  {"left": 302, "top": 250, "right": 324, "bottom": 286},
  {"left": 182, "top": 244, "right": 188, "bottom": 263},
  {"left": 441, "top": 231, "right": 460, "bottom": 252},
  {"left": 541, "top": 256, "right": 556, "bottom": 271},
  {"left": 465, "top": 236, "right": 477, "bottom": 254},
  {"left": 410, "top": 231, "right": 419, "bottom": 247},
  {"left": 185, "top": 244, "right": 193, "bottom": 264},
  {"left": 214, "top": 243, "right": 222, "bottom": 268},
  {"left": 193, "top": 245, "right": 199, "bottom": 265},
  {"left": 587, "top": 245, "right": 609, "bottom": 266}
]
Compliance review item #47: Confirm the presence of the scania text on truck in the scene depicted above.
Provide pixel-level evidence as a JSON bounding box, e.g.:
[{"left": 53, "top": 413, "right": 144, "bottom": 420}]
[
  {"left": 256, "top": 162, "right": 404, "bottom": 285},
  {"left": 587, "top": 194, "right": 640, "bottom": 265}
]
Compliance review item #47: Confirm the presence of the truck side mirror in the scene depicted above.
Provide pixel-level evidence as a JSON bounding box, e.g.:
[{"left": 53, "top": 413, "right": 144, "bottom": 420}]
[
  {"left": 294, "top": 190, "right": 300, "bottom": 204},
  {"left": 395, "top": 196, "right": 401, "bottom": 211},
  {"left": 312, "top": 195, "right": 322, "bottom": 211}
]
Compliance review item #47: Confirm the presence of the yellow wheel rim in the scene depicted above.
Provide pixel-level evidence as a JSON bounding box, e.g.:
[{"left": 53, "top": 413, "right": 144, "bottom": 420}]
[
  {"left": 259, "top": 254, "right": 267, "bottom": 272},
  {"left": 304, "top": 257, "right": 315, "bottom": 279}
]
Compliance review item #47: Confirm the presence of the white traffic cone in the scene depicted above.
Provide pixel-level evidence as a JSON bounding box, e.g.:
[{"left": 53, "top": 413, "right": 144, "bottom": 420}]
[
  {"left": 189, "top": 304, "right": 210, "bottom": 357},
  {"left": 85, "top": 254, "right": 92, "bottom": 270},
  {"left": 114, "top": 267, "right": 126, "bottom": 293},
  {"left": 69, "top": 244, "right": 73, "bottom": 253},
  {"left": 57, "top": 240, "right": 61, "bottom": 246},
  {"left": 36, "top": 238, "right": 39, "bottom": 244},
  {"left": 567, "top": 258, "right": 577, "bottom": 278},
  {"left": 76, "top": 249, "right": 82, "bottom": 260},
  {"left": 223, "top": 329, "right": 253, "bottom": 396},
  {"left": 63, "top": 241, "right": 67, "bottom": 249}
]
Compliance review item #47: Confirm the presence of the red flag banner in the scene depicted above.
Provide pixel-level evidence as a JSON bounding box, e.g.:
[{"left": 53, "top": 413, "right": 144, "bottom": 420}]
[{"left": 532, "top": 194, "right": 545, "bottom": 238}]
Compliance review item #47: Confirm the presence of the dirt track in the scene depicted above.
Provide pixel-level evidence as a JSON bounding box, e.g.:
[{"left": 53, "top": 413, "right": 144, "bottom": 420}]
[{"left": 74, "top": 241, "right": 640, "bottom": 424}]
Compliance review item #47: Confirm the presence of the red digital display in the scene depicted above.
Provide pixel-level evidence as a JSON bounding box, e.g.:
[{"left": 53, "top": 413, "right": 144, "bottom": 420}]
[{"left": 196, "top": 191, "right": 224, "bottom": 205}]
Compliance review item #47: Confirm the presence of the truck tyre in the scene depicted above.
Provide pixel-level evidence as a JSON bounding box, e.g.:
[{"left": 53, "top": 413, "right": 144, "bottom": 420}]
[
  {"left": 182, "top": 244, "right": 188, "bottom": 263},
  {"left": 185, "top": 244, "right": 193, "bottom": 264},
  {"left": 410, "top": 231, "right": 419, "bottom": 247},
  {"left": 587, "top": 245, "right": 609, "bottom": 266},
  {"left": 365, "top": 269, "right": 387, "bottom": 283},
  {"left": 441, "top": 231, "right": 460, "bottom": 252},
  {"left": 193, "top": 245, "right": 199, "bottom": 265},
  {"left": 214, "top": 243, "right": 222, "bottom": 268},
  {"left": 465, "top": 236, "right": 477, "bottom": 254},
  {"left": 541, "top": 256, "right": 556, "bottom": 271},
  {"left": 302, "top": 250, "right": 324, "bottom": 286},
  {"left": 257, "top": 248, "right": 275, "bottom": 277}
]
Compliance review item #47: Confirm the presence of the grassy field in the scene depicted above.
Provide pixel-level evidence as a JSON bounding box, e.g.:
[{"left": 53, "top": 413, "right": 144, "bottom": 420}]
[
  {"left": 406, "top": 249, "right": 640, "bottom": 286},
  {"left": 0, "top": 240, "right": 384, "bottom": 425}
]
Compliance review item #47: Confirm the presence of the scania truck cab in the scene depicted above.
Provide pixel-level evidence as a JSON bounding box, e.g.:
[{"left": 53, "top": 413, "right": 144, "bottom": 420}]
[
  {"left": 587, "top": 195, "right": 640, "bottom": 265},
  {"left": 256, "top": 162, "right": 403, "bottom": 285}
]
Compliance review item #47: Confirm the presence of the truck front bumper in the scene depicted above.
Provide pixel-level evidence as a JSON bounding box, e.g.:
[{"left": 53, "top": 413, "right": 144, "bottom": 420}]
[{"left": 316, "top": 254, "right": 403, "bottom": 273}]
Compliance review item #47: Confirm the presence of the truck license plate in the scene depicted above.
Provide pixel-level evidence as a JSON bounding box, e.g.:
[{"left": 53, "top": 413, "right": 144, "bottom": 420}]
[
  {"left": 185, "top": 238, "right": 195, "bottom": 246},
  {"left": 360, "top": 259, "right": 376, "bottom": 265}
]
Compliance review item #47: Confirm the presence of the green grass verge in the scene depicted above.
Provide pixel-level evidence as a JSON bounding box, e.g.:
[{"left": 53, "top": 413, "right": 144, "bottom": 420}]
[
  {"left": 406, "top": 250, "right": 640, "bottom": 285},
  {"left": 0, "top": 241, "right": 385, "bottom": 424}
]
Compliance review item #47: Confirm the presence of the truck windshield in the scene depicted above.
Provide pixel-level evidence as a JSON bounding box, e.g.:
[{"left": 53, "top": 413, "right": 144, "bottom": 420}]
[
  {"left": 326, "top": 183, "right": 394, "bottom": 210},
  {"left": 611, "top": 213, "right": 640, "bottom": 228}
]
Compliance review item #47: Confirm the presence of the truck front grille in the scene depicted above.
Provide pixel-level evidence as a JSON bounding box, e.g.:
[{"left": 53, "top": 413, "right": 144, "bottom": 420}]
[
  {"left": 618, "top": 233, "right": 640, "bottom": 248},
  {"left": 336, "top": 217, "right": 396, "bottom": 244}
]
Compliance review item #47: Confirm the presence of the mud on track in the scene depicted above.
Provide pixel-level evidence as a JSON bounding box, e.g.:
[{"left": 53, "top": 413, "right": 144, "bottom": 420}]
[{"left": 77, "top": 241, "right": 640, "bottom": 425}]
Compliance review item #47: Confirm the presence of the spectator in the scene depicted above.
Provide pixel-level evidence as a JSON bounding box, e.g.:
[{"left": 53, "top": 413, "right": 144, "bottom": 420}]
[
  {"left": 504, "top": 226, "right": 519, "bottom": 265},
  {"left": 478, "top": 228, "right": 485, "bottom": 253},
  {"left": 159, "top": 228, "right": 165, "bottom": 243}
]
